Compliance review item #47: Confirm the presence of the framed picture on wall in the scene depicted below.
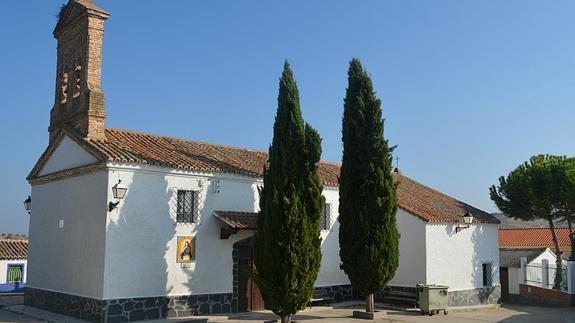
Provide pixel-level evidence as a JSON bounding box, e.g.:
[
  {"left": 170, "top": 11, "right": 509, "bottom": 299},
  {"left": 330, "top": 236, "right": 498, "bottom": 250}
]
[{"left": 177, "top": 236, "right": 196, "bottom": 263}]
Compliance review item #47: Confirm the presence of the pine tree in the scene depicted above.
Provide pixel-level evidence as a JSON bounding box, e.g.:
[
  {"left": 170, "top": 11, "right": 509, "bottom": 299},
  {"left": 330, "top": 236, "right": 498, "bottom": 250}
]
[
  {"left": 253, "top": 62, "right": 324, "bottom": 323},
  {"left": 338, "top": 58, "right": 400, "bottom": 313}
]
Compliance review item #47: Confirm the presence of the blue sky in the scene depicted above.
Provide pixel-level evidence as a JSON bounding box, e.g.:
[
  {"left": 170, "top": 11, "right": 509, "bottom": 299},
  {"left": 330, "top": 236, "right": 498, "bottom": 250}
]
[{"left": 1, "top": 1, "right": 575, "bottom": 234}]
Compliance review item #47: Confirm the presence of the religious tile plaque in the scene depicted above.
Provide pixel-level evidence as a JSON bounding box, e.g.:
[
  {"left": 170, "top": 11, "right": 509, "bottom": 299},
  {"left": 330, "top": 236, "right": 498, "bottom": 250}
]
[{"left": 177, "top": 236, "right": 196, "bottom": 263}]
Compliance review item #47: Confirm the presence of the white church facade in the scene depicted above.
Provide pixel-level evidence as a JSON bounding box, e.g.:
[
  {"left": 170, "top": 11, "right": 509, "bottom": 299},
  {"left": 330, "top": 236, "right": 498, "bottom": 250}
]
[{"left": 25, "top": 1, "right": 501, "bottom": 322}]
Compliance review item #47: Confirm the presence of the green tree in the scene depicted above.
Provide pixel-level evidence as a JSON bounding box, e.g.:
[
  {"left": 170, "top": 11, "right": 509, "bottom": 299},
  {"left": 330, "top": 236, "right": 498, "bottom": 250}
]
[
  {"left": 561, "top": 157, "right": 575, "bottom": 261},
  {"left": 490, "top": 155, "right": 571, "bottom": 289},
  {"left": 339, "top": 58, "right": 399, "bottom": 313},
  {"left": 253, "top": 62, "right": 324, "bottom": 323}
]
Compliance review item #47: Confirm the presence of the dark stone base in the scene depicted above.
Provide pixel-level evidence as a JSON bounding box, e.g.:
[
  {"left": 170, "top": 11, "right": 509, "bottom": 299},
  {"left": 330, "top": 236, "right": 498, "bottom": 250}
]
[
  {"left": 374, "top": 286, "right": 417, "bottom": 305},
  {"left": 448, "top": 286, "right": 501, "bottom": 307},
  {"left": 25, "top": 287, "right": 234, "bottom": 323},
  {"left": 314, "top": 284, "right": 361, "bottom": 303}
]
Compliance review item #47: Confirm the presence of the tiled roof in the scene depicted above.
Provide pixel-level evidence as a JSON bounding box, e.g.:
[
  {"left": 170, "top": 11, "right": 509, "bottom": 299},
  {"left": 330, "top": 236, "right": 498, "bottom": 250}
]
[
  {"left": 37, "top": 127, "right": 498, "bottom": 224},
  {"left": 86, "top": 129, "right": 341, "bottom": 186},
  {"left": 0, "top": 240, "right": 28, "bottom": 260},
  {"left": 499, "top": 248, "right": 548, "bottom": 268},
  {"left": 214, "top": 211, "right": 258, "bottom": 230},
  {"left": 395, "top": 174, "right": 498, "bottom": 224},
  {"left": 499, "top": 228, "right": 572, "bottom": 249}
]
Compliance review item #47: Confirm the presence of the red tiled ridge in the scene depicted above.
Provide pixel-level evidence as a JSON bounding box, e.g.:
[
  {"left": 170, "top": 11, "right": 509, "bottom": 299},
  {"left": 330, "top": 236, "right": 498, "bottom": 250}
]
[
  {"left": 499, "top": 228, "right": 572, "bottom": 248},
  {"left": 0, "top": 240, "right": 28, "bottom": 260},
  {"left": 81, "top": 128, "right": 497, "bottom": 224}
]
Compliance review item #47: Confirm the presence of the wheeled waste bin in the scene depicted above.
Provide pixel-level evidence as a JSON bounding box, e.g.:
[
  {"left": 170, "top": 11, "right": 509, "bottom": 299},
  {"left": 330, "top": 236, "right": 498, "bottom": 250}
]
[{"left": 416, "top": 284, "right": 449, "bottom": 316}]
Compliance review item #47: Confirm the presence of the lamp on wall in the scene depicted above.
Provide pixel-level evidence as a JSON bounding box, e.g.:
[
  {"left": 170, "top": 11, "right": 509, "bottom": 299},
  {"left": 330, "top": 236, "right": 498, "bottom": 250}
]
[
  {"left": 455, "top": 211, "right": 474, "bottom": 233},
  {"left": 23, "top": 196, "right": 31, "bottom": 215},
  {"left": 108, "top": 180, "right": 127, "bottom": 212}
]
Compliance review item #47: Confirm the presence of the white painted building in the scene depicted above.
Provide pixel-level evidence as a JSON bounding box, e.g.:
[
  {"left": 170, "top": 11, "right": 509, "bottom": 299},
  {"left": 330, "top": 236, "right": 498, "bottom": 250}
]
[
  {"left": 25, "top": 1, "right": 501, "bottom": 322},
  {"left": 0, "top": 240, "right": 28, "bottom": 293},
  {"left": 500, "top": 248, "right": 561, "bottom": 298}
]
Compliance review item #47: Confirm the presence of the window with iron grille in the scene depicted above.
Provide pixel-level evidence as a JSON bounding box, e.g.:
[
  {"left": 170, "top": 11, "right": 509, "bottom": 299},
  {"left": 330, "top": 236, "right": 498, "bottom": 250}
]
[
  {"left": 177, "top": 190, "right": 197, "bottom": 224},
  {"left": 320, "top": 203, "right": 331, "bottom": 230},
  {"left": 7, "top": 264, "right": 23, "bottom": 283},
  {"left": 482, "top": 262, "right": 492, "bottom": 286}
]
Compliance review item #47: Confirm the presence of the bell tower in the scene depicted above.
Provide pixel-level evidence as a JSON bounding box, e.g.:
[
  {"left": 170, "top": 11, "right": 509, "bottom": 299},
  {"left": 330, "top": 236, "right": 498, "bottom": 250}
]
[{"left": 49, "top": 0, "right": 109, "bottom": 142}]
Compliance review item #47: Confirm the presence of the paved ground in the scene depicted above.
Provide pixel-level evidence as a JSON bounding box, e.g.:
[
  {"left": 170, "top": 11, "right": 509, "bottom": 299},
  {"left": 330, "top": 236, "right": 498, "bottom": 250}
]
[
  {"left": 217, "top": 305, "right": 575, "bottom": 323},
  {"left": 1, "top": 296, "right": 575, "bottom": 323}
]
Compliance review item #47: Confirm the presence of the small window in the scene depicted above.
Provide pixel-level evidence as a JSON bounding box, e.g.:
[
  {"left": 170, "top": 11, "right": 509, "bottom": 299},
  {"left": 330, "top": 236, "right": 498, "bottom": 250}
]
[
  {"left": 7, "top": 264, "right": 24, "bottom": 283},
  {"left": 320, "top": 203, "right": 331, "bottom": 230},
  {"left": 177, "top": 190, "right": 197, "bottom": 223},
  {"left": 482, "top": 262, "right": 492, "bottom": 286}
]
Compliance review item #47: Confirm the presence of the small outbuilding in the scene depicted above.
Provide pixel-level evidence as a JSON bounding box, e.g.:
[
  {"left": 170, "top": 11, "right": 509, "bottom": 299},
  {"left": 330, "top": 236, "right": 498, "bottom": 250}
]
[{"left": 0, "top": 239, "right": 28, "bottom": 293}]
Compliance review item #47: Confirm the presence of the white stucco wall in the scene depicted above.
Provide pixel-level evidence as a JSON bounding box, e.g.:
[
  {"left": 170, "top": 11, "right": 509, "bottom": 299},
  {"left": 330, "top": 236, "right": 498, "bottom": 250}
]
[
  {"left": 0, "top": 260, "right": 27, "bottom": 284},
  {"left": 28, "top": 171, "right": 108, "bottom": 298},
  {"left": 388, "top": 210, "right": 427, "bottom": 287},
  {"left": 316, "top": 189, "right": 349, "bottom": 287},
  {"left": 39, "top": 136, "right": 98, "bottom": 176},
  {"left": 425, "top": 223, "right": 500, "bottom": 291},
  {"left": 531, "top": 249, "right": 557, "bottom": 264},
  {"left": 103, "top": 164, "right": 361, "bottom": 299},
  {"left": 102, "top": 164, "right": 262, "bottom": 299}
]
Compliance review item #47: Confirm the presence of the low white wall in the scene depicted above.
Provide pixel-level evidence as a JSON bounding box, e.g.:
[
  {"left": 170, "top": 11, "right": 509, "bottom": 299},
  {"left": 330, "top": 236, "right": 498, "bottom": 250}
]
[
  {"left": 0, "top": 260, "right": 27, "bottom": 284},
  {"left": 508, "top": 267, "right": 520, "bottom": 294},
  {"left": 425, "top": 223, "right": 500, "bottom": 291},
  {"left": 28, "top": 171, "right": 108, "bottom": 298}
]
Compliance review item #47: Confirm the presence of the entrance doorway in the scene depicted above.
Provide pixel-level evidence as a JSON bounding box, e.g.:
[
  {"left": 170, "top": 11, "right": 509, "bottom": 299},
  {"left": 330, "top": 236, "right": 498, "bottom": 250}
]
[
  {"left": 500, "top": 267, "right": 509, "bottom": 302},
  {"left": 234, "top": 238, "right": 265, "bottom": 312}
]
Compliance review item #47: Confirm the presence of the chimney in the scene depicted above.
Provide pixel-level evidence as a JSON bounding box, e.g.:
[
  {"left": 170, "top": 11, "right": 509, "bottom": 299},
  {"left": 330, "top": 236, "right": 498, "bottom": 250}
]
[{"left": 49, "top": 0, "right": 109, "bottom": 143}]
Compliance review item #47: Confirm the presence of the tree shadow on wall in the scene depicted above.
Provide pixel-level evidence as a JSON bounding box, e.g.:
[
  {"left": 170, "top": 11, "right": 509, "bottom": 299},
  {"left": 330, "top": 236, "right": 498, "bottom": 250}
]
[{"left": 105, "top": 170, "right": 175, "bottom": 321}]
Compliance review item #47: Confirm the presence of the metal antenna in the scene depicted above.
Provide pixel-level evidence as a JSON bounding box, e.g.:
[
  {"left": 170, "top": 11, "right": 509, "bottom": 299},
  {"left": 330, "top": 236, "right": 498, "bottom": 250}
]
[{"left": 395, "top": 156, "right": 400, "bottom": 170}]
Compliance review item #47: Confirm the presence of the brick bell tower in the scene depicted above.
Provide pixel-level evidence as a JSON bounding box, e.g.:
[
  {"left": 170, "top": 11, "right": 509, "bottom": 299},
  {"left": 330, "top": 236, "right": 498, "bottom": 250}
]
[{"left": 49, "top": 0, "right": 109, "bottom": 143}]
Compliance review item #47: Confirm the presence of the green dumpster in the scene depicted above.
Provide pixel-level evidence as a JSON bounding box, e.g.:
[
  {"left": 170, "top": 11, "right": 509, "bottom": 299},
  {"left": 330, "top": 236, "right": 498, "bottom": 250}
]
[{"left": 417, "top": 284, "right": 448, "bottom": 316}]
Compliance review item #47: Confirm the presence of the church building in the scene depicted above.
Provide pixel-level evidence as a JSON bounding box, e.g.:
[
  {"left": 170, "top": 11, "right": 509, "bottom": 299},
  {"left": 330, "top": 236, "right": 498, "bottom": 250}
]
[{"left": 25, "top": 1, "right": 501, "bottom": 322}]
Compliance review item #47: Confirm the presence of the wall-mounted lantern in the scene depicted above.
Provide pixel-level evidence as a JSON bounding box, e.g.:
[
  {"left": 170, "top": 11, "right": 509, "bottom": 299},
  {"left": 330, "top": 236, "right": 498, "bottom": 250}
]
[
  {"left": 108, "top": 180, "right": 127, "bottom": 212},
  {"left": 455, "top": 211, "right": 474, "bottom": 233},
  {"left": 23, "top": 196, "right": 31, "bottom": 215}
]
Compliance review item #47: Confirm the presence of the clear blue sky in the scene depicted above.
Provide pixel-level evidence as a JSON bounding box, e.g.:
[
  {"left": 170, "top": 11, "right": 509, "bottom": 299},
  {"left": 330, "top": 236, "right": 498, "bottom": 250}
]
[{"left": 2, "top": 1, "right": 574, "bottom": 234}]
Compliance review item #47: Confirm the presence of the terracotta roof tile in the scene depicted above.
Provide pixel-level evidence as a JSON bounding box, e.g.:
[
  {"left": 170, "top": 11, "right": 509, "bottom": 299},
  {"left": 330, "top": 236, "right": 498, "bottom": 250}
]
[
  {"left": 499, "top": 228, "right": 572, "bottom": 249},
  {"left": 79, "top": 128, "right": 497, "bottom": 224},
  {"left": 214, "top": 211, "right": 258, "bottom": 230},
  {"left": 0, "top": 240, "right": 28, "bottom": 260}
]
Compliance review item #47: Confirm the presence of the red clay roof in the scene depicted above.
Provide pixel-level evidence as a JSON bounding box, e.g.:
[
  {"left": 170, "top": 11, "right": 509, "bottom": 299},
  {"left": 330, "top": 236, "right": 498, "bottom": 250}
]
[
  {"left": 0, "top": 240, "right": 28, "bottom": 260},
  {"left": 34, "top": 127, "right": 498, "bottom": 224},
  {"left": 214, "top": 211, "right": 258, "bottom": 230},
  {"left": 499, "top": 228, "right": 572, "bottom": 249}
]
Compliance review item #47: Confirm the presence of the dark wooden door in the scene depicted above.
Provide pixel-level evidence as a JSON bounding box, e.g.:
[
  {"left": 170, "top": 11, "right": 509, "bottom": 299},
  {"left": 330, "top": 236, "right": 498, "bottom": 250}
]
[
  {"left": 238, "top": 245, "right": 265, "bottom": 312},
  {"left": 500, "top": 267, "right": 509, "bottom": 302}
]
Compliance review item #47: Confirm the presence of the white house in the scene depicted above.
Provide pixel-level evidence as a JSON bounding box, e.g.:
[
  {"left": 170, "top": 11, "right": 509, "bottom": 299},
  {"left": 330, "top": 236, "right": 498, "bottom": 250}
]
[
  {"left": 0, "top": 239, "right": 28, "bottom": 293},
  {"left": 25, "top": 1, "right": 501, "bottom": 322},
  {"left": 500, "top": 248, "right": 563, "bottom": 301}
]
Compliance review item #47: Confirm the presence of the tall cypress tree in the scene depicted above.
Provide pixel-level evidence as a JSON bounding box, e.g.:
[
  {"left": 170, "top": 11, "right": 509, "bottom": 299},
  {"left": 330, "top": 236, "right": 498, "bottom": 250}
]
[
  {"left": 339, "top": 58, "right": 399, "bottom": 313},
  {"left": 253, "top": 62, "right": 323, "bottom": 323}
]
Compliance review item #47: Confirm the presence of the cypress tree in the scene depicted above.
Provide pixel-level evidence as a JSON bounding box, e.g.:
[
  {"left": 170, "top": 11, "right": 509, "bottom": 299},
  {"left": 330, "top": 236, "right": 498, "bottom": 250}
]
[
  {"left": 338, "top": 58, "right": 400, "bottom": 313},
  {"left": 253, "top": 62, "right": 324, "bottom": 323}
]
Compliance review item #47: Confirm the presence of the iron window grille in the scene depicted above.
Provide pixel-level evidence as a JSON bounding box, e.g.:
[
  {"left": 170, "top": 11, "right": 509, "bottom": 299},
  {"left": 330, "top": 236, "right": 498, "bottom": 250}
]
[
  {"left": 7, "top": 264, "right": 23, "bottom": 283},
  {"left": 320, "top": 203, "right": 332, "bottom": 230},
  {"left": 482, "top": 262, "right": 493, "bottom": 286},
  {"left": 176, "top": 190, "right": 198, "bottom": 224}
]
